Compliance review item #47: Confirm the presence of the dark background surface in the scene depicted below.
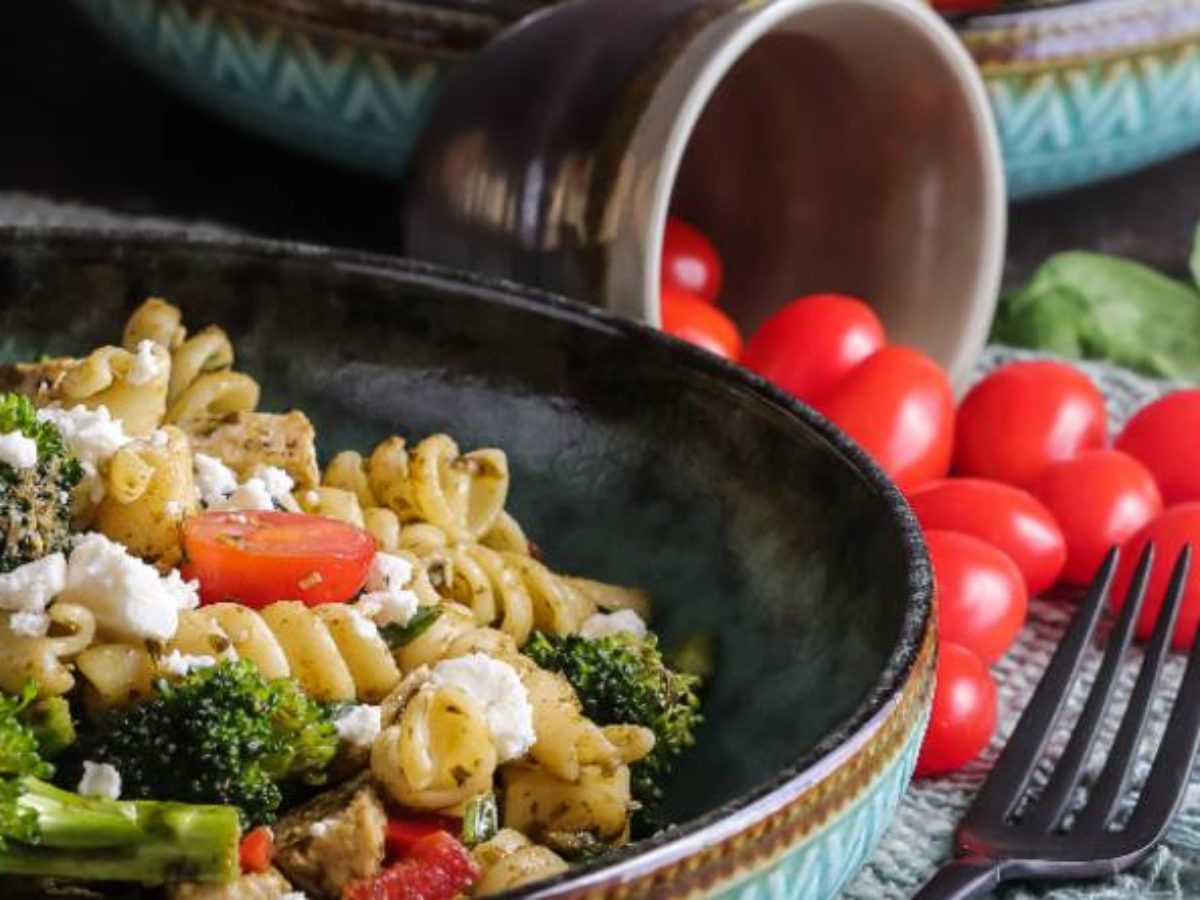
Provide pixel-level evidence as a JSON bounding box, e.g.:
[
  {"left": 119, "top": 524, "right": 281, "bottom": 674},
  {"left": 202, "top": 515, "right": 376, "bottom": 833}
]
[{"left": 4, "top": 3, "right": 1199, "bottom": 285}]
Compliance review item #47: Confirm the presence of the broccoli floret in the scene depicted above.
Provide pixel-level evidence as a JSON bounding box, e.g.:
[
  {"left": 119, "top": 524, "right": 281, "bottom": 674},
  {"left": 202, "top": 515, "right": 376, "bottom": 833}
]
[
  {"left": 66, "top": 660, "right": 338, "bottom": 827},
  {"left": 20, "top": 698, "right": 75, "bottom": 760},
  {"left": 0, "top": 394, "right": 82, "bottom": 573},
  {"left": 0, "top": 683, "right": 239, "bottom": 885},
  {"left": 523, "top": 631, "right": 702, "bottom": 834}
]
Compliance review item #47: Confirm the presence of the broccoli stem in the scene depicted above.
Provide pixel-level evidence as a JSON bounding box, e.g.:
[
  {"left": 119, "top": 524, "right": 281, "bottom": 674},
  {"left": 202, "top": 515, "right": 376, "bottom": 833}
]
[{"left": 0, "top": 777, "right": 239, "bottom": 884}]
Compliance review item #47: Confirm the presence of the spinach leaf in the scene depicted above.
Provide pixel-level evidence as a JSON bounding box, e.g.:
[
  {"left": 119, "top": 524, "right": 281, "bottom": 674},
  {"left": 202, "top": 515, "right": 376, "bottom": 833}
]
[{"left": 994, "top": 245, "right": 1200, "bottom": 382}]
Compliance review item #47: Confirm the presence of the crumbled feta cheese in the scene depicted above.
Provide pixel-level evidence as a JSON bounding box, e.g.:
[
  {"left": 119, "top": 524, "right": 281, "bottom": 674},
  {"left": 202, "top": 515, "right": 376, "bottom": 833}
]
[
  {"left": 430, "top": 653, "right": 535, "bottom": 762},
  {"left": 38, "top": 404, "right": 131, "bottom": 502},
  {"left": 365, "top": 553, "right": 413, "bottom": 593},
  {"left": 78, "top": 761, "right": 122, "bottom": 800},
  {"left": 280, "top": 893, "right": 308, "bottom": 900},
  {"left": 303, "top": 490, "right": 319, "bottom": 506},
  {"left": 159, "top": 650, "right": 217, "bottom": 677},
  {"left": 60, "top": 533, "right": 197, "bottom": 641},
  {"left": 125, "top": 340, "right": 164, "bottom": 386},
  {"left": 221, "top": 478, "right": 275, "bottom": 511},
  {"left": 346, "top": 608, "right": 379, "bottom": 640},
  {"left": 162, "top": 568, "right": 201, "bottom": 611},
  {"left": 355, "top": 553, "right": 418, "bottom": 627},
  {"left": 196, "top": 457, "right": 294, "bottom": 512},
  {"left": 334, "top": 705, "right": 382, "bottom": 748},
  {"left": 194, "top": 453, "right": 239, "bottom": 506},
  {"left": 164, "top": 500, "right": 183, "bottom": 517},
  {"left": 147, "top": 429, "right": 169, "bottom": 448},
  {"left": 9, "top": 610, "right": 49, "bottom": 638},
  {"left": 308, "top": 819, "right": 335, "bottom": 839},
  {"left": 0, "top": 553, "right": 67, "bottom": 613},
  {"left": 0, "top": 430, "right": 38, "bottom": 470},
  {"left": 580, "top": 609, "right": 648, "bottom": 641}
]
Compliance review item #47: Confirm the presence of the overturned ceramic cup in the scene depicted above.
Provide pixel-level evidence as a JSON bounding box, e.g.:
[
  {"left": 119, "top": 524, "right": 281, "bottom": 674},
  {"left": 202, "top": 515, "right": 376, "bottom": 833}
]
[{"left": 405, "top": 0, "right": 1005, "bottom": 385}]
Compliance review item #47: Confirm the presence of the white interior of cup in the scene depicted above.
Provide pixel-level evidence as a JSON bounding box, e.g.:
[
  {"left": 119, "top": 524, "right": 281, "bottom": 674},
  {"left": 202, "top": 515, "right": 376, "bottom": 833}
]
[{"left": 613, "top": 0, "right": 1005, "bottom": 386}]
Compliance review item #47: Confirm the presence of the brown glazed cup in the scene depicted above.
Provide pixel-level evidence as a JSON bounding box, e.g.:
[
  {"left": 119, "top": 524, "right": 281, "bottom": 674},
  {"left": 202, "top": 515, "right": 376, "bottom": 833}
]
[{"left": 404, "top": 0, "right": 1006, "bottom": 385}]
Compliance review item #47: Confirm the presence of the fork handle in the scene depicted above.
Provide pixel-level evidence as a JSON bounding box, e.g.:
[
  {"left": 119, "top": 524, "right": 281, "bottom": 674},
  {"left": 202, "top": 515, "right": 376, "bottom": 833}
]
[{"left": 911, "top": 856, "right": 1005, "bottom": 900}]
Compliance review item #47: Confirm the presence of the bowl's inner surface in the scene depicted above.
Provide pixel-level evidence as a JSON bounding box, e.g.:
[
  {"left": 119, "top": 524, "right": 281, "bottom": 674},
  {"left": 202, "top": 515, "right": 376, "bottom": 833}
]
[{"left": 0, "top": 236, "right": 911, "bottom": 826}]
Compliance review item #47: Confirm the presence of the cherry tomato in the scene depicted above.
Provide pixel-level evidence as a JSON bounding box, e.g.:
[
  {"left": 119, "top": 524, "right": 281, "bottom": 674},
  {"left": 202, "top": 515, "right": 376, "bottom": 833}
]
[
  {"left": 182, "top": 510, "right": 376, "bottom": 608},
  {"left": 661, "top": 287, "right": 743, "bottom": 361},
  {"left": 818, "top": 346, "right": 954, "bottom": 493},
  {"left": 661, "top": 217, "right": 723, "bottom": 301},
  {"left": 1111, "top": 504, "right": 1200, "bottom": 649},
  {"left": 1034, "top": 450, "right": 1162, "bottom": 586},
  {"left": 742, "top": 294, "right": 887, "bottom": 405},
  {"left": 1116, "top": 390, "right": 1200, "bottom": 507},
  {"left": 909, "top": 478, "right": 1066, "bottom": 596},
  {"left": 954, "top": 361, "right": 1107, "bottom": 488},
  {"left": 386, "top": 816, "right": 460, "bottom": 860},
  {"left": 916, "top": 642, "right": 997, "bottom": 777},
  {"left": 238, "top": 826, "right": 274, "bottom": 874},
  {"left": 926, "top": 531, "right": 1027, "bottom": 663},
  {"left": 344, "top": 831, "right": 479, "bottom": 900}
]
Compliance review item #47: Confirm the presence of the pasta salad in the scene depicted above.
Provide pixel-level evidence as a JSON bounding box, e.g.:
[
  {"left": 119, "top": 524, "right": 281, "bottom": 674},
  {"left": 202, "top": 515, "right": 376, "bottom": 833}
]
[{"left": 0, "top": 299, "right": 702, "bottom": 899}]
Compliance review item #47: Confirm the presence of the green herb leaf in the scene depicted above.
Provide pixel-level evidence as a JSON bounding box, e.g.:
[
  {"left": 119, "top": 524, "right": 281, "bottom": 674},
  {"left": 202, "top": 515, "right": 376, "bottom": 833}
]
[
  {"left": 994, "top": 250, "right": 1200, "bottom": 382},
  {"left": 379, "top": 606, "right": 443, "bottom": 649}
]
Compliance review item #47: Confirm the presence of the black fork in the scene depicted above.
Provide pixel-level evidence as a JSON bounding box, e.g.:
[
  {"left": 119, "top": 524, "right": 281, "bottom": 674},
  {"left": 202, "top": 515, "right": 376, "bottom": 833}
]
[{"left": 915, "top": 545, "right": 1200, "bottom": 899}]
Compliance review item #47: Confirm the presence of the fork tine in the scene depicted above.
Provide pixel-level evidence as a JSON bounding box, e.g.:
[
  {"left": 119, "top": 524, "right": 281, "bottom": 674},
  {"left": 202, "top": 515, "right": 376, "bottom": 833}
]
[
  {"left": 964, "top": 549, "right": 1118, "bottom": 828},
  {"left": 1023, "top": 544, "right": 1155, "bottom": 832},
  {"left": 1080, "top": 545, "right": 1190, "bottom": 831},
  {"left": 1123, "top": 549, "right": 1200, "bottom": 844}
]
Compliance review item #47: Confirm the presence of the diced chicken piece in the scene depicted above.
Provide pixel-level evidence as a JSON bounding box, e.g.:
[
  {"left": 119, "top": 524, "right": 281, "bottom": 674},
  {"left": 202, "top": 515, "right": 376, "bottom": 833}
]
[
  {"left": 0, "top": 357, "right": 78, "bottom": 404},
  {"left": 167, "top": 867, "right": 293, "bottom": 900},
  {"left": 190, "top": 411, "right": 320, "bottom": 489},
  {"left": 273, "top": 776, "right": 387, "bottom": 898}
]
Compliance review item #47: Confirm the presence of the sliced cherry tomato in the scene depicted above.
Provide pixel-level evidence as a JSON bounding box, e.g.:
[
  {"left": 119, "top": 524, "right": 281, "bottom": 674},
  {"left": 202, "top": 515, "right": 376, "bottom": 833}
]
[
  {"left": 954, "top": 361, "right": 1107, "bottom": 488},
  {"left": 238, "top": 826, "right": 273, "bottom": 874},
  {"left": 182, "top": 510, "right": 376, "bottom": 608},
  {"left": 661, "top": 217, "right": 723, "bottom": 301},
  {"left": 1111, "top": 504, "right": 1200, "bottom": 649},
  {"left": 1116, "top": 390, "right": 1200, "bottom": 507},
  {"left": 1034, "top": 450, "right": 1162, "bottom": 586},
  {"left": 344, "top": 831, "right": 479, "bottom": 900},
  {"left": 926, "top": 531, "right": 1027, "bottom": 663},
  {"left": 916, "top": 642, "right": 997, "bottom": 778},
  {"left": 386, "top": 815, "right": 460, "bottom": 860},
  {"left": 909, "top": 478, "right": 1066, "bottom": 596},
  {"left": 818, "top": 346, "right": 954, "bottom": 493},
  {"left": 661, "top": 287, "right": 743, "bottom": 361},
  {"left": 742, "top": 294, "right": 887, "bottom": 405}
]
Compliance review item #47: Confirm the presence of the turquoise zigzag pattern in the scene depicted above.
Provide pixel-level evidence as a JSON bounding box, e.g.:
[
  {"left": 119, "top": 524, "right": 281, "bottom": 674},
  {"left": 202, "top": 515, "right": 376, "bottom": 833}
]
[
  {"left": 987, "top": 42, "right": 1200, "bottom": 198},
  {"left": 718, "top": 719, "right": 926, "bottom": 900},
  {"left": 75, "top": 0, "right": 452, "bottom": 177}
]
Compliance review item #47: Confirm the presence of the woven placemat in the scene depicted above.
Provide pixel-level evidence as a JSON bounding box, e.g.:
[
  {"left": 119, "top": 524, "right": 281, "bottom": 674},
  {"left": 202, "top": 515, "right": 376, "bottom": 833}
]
[{"left": 2, "top": 193, "right": 1195, "bottom": 900}]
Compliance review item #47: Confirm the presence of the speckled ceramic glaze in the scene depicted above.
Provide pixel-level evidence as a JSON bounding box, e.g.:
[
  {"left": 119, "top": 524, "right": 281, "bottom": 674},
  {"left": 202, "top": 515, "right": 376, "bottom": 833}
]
[
  {"left": 953, "top": 0, "right": 1200, "bottom": 199},
  {"left": 70, "top": 0, "right": 538, "bottom": 178},
  {"left": 0, "top": 230, "right": 934, "bottom": 899}
]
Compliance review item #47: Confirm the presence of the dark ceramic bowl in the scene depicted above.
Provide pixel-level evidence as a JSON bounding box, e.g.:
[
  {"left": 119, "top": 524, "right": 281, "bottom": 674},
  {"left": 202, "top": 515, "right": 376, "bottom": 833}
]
[{"left": 0, "top": 230, "right": 934, "bottom": 899}]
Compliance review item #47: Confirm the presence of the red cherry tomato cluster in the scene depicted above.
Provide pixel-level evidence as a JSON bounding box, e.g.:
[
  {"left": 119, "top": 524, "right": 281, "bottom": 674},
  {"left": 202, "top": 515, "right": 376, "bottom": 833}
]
[
  {"left": 915, "top": 368, "right": 1200, "bottom": 776},
  {"left": 661, "top": 227, "right": 1200, "bottom": 779}
]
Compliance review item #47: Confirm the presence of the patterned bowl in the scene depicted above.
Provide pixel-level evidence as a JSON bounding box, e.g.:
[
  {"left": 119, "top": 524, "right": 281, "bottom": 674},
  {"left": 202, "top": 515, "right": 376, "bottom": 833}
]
[
  {"left": 70, "top": 0, "right": 538, "bottom": 179},
  {"left": 0, "top": 229, "right": 934, "bottom": 899},
  {"left": 951, "top": 0, "right": 1200, "bottom": 199}
]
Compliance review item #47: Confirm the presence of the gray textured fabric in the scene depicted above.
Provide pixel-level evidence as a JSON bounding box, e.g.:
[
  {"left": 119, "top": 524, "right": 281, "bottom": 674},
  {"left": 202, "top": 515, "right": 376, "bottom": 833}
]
[{"left": 0, "top": 194, "right": 1193, "bottom": 900}]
